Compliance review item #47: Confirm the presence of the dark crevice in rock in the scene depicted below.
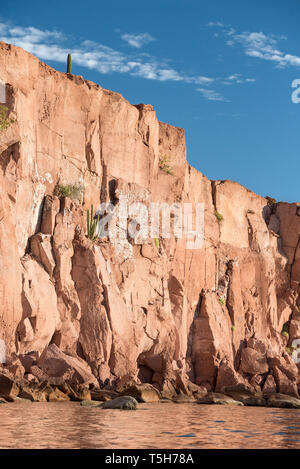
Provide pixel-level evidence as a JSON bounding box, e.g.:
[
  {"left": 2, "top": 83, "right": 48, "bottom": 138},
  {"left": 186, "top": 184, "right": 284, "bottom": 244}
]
[
  {"left": 49, "top": 330, "right": 61, "bottom": 347},
  {"left": 100, "top": 164, "right": 108, "bottom": 203},
  {"left": 0, "top": 142, "right": 20, "bottom": 175},
  {"left": 108, "top": 179, "right": 117, "bottom": 205}
]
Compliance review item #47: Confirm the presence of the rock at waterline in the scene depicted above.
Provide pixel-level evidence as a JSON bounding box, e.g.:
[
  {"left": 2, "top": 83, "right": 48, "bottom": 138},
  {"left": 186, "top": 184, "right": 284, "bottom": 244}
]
[
  {"left": 12, "top": 397, "right": 32, "bottom": 404},
  {"left": 101, "top": 396, "right": 138, "bottom": 410},
  {"left": 173, "top": 392, "right": 196, "bottom": 403},
  {"left": 266, "top": 393, "right": 300, "bottom": 409},
  {"left": 0, "top": 373, "right": 19, "bottom": 400},
  {"left": 222, "top": 389, "right": 266, "bottom": 407},
  {"left": 90, "top": 389, "right": 118, "bottom": 402},
  {"left": 120, "top": 383, "right": 161, "bottom": 403},
  {"left": 80, "top": 400, "right": 102, "bottom": 407},
  {"left": 197, "top": 392, "right": 244, "bottom": 406},
  {"left": 48, "top": 387, "right": 70, "bottom": 402}
]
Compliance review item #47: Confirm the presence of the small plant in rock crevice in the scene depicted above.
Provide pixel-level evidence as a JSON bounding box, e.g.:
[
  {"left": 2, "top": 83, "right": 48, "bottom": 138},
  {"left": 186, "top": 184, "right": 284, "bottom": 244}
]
[
  {"left": 159, "top": 154, "right": 174, "bottom": 175},
  {"left": 219, "top": 297, "right": 225, "bottom": 306},
  {"left": 154, "top": 238, "right": 160, "bottom": 249},
  {"left": 0, "top": 105, "right": 14, "bottom": 131},
  {"left": 281, "top": 322, "right": 289, "bottom": 339},
  {"left": 265, "top": 196, "right": 277, "bottom": 205},
  {"left": 215, "top": 210, "right": 224, "bottom": 223},
  {"left": 54, "top": 182, "right": 84, "bottom": 201},
  {"left": 282, "top": 322, "right": 289, "bottom": 333},
  {"left": 231, "top": 324, "right": 235, "bottom": 332}
]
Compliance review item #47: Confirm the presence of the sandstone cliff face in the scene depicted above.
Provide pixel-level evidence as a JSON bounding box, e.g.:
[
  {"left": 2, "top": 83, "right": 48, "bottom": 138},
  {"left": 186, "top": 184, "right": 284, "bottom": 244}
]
[{"left": 0, "top": 42, "right": 300, "bottom": 395}]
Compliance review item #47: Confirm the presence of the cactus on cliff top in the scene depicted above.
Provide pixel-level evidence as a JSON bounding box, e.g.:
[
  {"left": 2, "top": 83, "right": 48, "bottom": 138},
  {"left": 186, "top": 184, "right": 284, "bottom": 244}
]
[{"left": 67, "top": 54, "right": 72, "bottom": 74}]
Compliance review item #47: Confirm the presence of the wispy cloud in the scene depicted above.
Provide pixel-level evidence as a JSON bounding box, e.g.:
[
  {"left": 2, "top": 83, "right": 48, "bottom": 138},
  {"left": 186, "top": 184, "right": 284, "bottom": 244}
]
[
  {"left": 229, "top": 31, "right": 300, "bottom": 68},
  {"left": 207, "top": 21, "right": 226, "bottom": 28},
  {"left": 209, "top": 22, "right": 300, "bottom": 68},
  {"left": 0, "top": 20, "right": 257, "bottom": 103},
  {"left": 221, "top": 73, "right": 256, "bottom": 85},
  {"left": 0, "top": 21, "right": 215, "bottom": 88},
  {"left": 197, "top": 88, "right": 228, "bottom": 102},
  {"left": 121, "top": 32, "right": 155, "bottom": 48}
]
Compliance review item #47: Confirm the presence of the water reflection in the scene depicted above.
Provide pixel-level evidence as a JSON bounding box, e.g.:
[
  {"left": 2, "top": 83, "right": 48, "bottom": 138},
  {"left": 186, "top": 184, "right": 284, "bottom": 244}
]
[{"left": 0, "top": 402, "right": 300, "bottom": 448}]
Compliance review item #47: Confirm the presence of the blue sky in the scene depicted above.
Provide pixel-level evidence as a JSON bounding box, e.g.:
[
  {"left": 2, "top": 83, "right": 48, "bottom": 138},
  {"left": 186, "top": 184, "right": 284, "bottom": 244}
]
[{"left": 0, "top": 0, "right": 299, "bottom": 202}]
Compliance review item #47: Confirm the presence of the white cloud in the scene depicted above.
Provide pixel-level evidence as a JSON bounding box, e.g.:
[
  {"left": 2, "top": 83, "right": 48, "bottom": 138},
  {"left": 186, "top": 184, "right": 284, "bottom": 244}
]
[
  {"left": 0, "top": 21, "right": 215, "bottom": 88},
  {"left": 9, "top": 25, "right": 63, "bottom": 43},
  {"left": 207, "top": 21, "right": 226, "bottom": 28},
  {"left": 197, "top": 88, "right": 228, "bottom": 102},
  {"left": 154, "top": 68, "right": 183, "bottom": 81},
  {"left": 232, "top": 31, "right": 300, "bottom": 68},
  {"left": 0, "top": 21, "right": 257, "bottom": 103},
  {"left": 0, "top": 23, "right": 8, "bottom": 34},
  {"left": 221, "top": 73, "right": 256, "bottom": 85},
  {"left": 209, "top": 23, "right": 300, "bottom": 68},
  {"left": 190, "top": 76, "right": 215, "bottom": 85},
  {"left": 121, "top": 32, "right": 155, "bottom": 48}
]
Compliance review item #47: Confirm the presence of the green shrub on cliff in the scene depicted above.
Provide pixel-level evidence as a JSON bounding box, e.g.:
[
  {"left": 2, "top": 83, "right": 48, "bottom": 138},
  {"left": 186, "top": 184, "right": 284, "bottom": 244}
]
[
  {"left": 159, "top": 154, "right": 174, "bottom": 175},
  {"left": 281, "top": 322, "right": 289, "bottom": 339},
  {"left": 265, "top": 196, "right": 277, "bottom": 205},
  {"left": 54, "top": 182, "right": 84, "bottom": 201},
  {"left": 282, "top": 322, "right": 289, "bottom": 332},
  {"left": 215, "top": 211, "right": 223, "bottom": 223},
  {"left": 0, "top": 105, "right": 14, "bottom": 131}
]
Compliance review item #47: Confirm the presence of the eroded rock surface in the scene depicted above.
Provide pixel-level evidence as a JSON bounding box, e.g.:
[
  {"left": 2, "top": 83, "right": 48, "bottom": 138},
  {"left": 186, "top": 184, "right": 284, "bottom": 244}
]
[{"left": 0, "top": 42, "right": 300, "bottom": 398}]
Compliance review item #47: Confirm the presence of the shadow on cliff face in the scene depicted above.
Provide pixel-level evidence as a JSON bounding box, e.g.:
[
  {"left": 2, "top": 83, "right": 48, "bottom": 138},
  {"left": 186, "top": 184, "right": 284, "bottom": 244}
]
[
  {"left": 262, "top": 203, "right": 273, "bottom": 225},
  {"left": 0, "top": 141, "right": 20, "bottom": 176},
  {"left": 3, "top": 83, "right": 15, "bottom": 115},
  {"left": 108, "top": 179, "right": 117, "bottom": 205},
  {"left": 136, "top": 350, "right": 164, "bottom": 385},
  {"left": 262, "top": 201, "right": 287, "bottom": 259},
  {"left": 262, "top": 200, "right": 293, "bottom": 267},
  {"left": 137, "top": 363, "right": 154, "bottom": 383},
  {"left": 187, "top": 291, "right": 202, "bottom": 382}
]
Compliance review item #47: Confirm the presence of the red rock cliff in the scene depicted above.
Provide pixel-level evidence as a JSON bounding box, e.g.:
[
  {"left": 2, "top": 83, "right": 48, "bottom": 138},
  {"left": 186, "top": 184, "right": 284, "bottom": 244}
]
[{"left": 0, "top": 42, "right": 300, "bottom": 396}]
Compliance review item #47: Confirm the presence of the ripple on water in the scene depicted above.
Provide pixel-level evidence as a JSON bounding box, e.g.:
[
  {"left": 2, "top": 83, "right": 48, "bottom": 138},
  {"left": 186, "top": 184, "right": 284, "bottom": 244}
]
[{"left": 0, "top": 402, "right": 300, "bottom": 448}]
